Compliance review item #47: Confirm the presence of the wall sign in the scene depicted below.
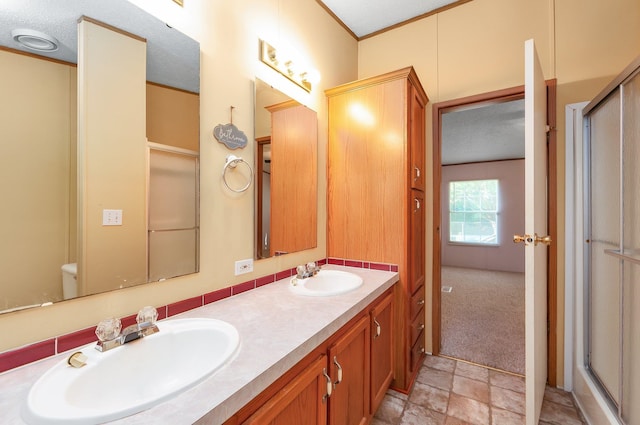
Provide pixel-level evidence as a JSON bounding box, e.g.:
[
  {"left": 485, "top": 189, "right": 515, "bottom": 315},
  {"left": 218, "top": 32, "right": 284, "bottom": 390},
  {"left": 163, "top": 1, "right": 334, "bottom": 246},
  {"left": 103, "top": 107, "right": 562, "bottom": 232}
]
[{"left": 214, "top": 123, "right": 248, "bottom": 150}]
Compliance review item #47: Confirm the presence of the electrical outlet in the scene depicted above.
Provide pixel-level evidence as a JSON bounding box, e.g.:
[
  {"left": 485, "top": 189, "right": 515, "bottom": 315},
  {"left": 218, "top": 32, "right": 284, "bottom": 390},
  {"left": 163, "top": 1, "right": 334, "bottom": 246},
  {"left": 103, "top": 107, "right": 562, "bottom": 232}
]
[{"left": 235, "top": 258, "right": 253, "bottom": 275}]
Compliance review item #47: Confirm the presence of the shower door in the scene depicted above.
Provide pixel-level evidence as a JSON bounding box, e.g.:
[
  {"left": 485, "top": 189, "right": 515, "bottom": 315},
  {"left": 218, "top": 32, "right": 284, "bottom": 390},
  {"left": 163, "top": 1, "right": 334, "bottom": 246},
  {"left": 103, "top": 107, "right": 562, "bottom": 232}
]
[
  {"left": 148, "top": 145, "right": 199, "bottom": 282},
  {"left": 585, "top": 61, "right": 640, "bottom": 425}
]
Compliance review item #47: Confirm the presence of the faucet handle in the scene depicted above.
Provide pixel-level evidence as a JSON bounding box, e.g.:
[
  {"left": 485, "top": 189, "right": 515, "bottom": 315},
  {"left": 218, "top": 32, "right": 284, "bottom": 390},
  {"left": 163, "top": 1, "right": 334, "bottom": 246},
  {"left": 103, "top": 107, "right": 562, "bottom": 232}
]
[
  {"left": 306, "top": 262, "right": 319, "bottom": 275},
  {"left": 95, "top": 317, "right": 122, "bottom": 342},
  {"left": 136, "top": 306, "right": 158, "bottom": 326},
  {"left": 296, "top": 265, "right": 307, "bottom": 278}
]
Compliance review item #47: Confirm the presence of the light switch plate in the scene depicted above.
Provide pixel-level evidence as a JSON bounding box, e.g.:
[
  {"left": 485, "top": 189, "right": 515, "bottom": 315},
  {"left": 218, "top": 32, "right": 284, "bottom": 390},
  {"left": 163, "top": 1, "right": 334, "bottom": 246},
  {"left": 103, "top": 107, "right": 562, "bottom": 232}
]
[{"left": 102, "top": 209, "right": 123, "bottom": 226}]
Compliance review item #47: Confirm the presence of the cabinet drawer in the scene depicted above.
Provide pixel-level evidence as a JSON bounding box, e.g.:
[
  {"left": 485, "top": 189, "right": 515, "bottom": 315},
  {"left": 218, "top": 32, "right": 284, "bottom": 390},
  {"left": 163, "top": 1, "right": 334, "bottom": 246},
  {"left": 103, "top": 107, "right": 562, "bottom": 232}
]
[
  {"left": 410, "top": 286, "right": 425, "bottom": 320},
  {"left": 409, "top": 332, "right": 425, "bottom": 373},
  {"left": 410, "top": 309, "right": 425, "bottom": 345}
]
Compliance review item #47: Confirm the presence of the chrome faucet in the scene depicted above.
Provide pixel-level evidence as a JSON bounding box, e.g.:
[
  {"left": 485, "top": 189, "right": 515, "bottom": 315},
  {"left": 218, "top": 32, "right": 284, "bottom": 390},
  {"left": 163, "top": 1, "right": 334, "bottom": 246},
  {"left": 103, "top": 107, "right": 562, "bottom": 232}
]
[
  {"left": 296, "top": 262, "right": 320, "bottom": 279},
  {"left": 95, "top": 306, "right": 159, "bottom": 352}
]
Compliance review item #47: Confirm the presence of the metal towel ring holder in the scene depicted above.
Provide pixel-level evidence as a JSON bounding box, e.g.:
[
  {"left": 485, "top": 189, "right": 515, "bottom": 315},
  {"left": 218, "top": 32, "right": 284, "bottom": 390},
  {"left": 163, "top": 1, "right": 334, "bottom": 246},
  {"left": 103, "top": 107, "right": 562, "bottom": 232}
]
[{"left": 222, "top": 155, "right": 253, "bottom": 193}]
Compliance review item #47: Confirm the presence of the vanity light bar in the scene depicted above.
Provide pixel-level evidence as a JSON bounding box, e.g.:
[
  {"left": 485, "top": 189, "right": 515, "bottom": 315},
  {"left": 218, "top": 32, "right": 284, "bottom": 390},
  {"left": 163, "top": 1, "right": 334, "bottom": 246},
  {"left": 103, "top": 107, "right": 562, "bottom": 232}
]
[{"left": 259, "top": 39, "right": 312, "bottom": 93}]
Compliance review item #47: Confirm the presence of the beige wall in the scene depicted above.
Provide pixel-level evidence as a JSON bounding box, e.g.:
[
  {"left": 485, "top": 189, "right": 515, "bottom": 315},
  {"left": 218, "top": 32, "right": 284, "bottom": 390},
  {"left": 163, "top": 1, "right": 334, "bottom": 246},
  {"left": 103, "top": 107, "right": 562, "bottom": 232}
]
[
  {"left": 0, "top": 0, "right": 357, "bottom": 352},
  {"left": 0, "top": 51, "right": 73, "bottom": 309},
  {"left": 78, "top": 20, "right": 148, "bottom": 296},
  {"left": 146, "top": 84, "right": 199, "bottom": 151},
  {"left": 358, "top": 0, "right": 640, "bottom": 386}
]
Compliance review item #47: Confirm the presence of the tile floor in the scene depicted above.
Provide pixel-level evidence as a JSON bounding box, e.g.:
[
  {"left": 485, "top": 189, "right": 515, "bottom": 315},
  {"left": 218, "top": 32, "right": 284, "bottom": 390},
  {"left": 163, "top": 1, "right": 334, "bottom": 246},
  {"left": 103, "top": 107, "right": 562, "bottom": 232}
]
[{"left": 373, "top": 355, "right": 586, "bottom": 425}]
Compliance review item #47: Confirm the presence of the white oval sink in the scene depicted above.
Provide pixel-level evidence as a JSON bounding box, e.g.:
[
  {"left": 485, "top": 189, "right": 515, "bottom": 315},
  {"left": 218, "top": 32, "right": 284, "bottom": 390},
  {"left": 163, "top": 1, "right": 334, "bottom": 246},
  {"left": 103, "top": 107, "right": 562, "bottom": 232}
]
[
  {"left": 289, "top": 269, "right": 363, "bottom": 296},
  {"left": 23, "top": 318, "right": 240, "bottom": 425}
]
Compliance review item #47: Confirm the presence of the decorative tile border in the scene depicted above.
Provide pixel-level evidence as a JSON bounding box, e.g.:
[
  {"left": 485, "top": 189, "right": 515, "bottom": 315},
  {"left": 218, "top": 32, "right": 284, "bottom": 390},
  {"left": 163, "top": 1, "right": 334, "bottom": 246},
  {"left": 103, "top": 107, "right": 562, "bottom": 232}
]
[{"left": 0, "top": 257, "right": 397, "bottom": 374}]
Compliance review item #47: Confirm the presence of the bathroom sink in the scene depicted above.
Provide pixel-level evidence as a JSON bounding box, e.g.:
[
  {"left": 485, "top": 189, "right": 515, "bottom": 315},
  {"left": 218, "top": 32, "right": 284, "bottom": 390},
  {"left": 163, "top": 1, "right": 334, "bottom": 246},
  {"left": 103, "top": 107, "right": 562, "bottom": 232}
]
[
  {"left": 289, "top": 269, "right": 363, "bottom": 296},
  {"left": 23, "top": 318, "right": 240, "bottom": 424}
]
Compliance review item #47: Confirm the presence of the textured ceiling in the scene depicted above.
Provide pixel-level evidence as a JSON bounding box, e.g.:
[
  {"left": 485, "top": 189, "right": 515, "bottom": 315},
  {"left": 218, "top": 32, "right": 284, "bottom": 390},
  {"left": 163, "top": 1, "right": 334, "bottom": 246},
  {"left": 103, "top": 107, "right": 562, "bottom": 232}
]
[
  {"left": 0, "top": 0, "right": 199, "bottom": 93},
  {"left": 442, "top": 99, "right": 525, "bottom": 165},
  {"left": 319, "top": 0, "right": 466, "bottom": 38}
]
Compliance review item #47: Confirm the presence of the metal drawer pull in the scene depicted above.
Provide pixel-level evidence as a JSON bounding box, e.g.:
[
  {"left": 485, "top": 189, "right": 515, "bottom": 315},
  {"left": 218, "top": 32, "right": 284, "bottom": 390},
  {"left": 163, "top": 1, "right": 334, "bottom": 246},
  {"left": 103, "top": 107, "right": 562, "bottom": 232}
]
[
  {"left": 373, "top": 318, "right": 381, "bottom": 338},
  {"left": 414, "top": 166, "right": 421, "bottom": 180},
  {"left": 414, "top": 198, "right": 421, "bottom": 211},
  {"left": 333, "top": 356, "right": 343, "bottom": 386},
  {"left": 322, "top": 367, "right": 332, "bottom": 402}
]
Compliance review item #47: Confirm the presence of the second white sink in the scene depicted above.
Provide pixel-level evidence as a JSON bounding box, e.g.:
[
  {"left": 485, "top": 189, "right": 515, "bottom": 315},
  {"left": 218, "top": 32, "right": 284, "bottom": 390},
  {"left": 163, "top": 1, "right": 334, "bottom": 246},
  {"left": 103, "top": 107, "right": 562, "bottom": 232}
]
[
  {"left": 23, "top": 318, "right": 240, "bottom": 424},
  {"left": 289, "top": 269, "right": 363, "bottom": 296}
]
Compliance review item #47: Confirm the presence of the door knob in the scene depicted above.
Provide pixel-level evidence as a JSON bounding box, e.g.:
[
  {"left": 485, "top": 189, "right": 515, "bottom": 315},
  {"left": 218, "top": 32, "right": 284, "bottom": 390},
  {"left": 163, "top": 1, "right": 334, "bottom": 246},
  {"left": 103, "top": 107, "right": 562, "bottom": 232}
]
[
  {"left": 534, "top": 233, "right": 552, "bottom": 246},
  {"left": 513, "top": 234, "right": 533, "bottom": 245},
  {"left": 513, "top": 234, "right": 551, "bottom": 246}
]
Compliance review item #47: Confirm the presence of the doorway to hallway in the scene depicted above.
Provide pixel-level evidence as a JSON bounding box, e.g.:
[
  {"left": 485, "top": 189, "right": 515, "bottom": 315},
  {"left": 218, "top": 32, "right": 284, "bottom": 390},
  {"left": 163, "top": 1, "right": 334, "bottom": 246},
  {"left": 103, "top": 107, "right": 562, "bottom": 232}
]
[
  {"left": 431, "top": 83, "right": 558, "bottom": 384},
  {"left": 434, "top": 90, "right": 526, "bottom": 375}
]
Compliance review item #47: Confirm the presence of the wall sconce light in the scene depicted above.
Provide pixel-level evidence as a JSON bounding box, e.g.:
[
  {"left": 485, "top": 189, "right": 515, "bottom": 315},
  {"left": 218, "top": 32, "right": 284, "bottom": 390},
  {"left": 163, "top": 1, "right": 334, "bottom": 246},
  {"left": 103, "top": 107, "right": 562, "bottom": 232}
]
[{"left": 260, "top": 39, "right": 317, "bottom": 92}]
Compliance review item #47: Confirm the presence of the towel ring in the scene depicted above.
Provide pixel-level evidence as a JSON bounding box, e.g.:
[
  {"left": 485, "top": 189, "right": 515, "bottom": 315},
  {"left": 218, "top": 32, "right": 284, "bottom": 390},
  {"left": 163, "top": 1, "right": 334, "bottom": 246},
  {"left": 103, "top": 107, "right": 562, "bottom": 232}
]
[{"left": 222, "top": 155, "right": 253, "bottom": 193}]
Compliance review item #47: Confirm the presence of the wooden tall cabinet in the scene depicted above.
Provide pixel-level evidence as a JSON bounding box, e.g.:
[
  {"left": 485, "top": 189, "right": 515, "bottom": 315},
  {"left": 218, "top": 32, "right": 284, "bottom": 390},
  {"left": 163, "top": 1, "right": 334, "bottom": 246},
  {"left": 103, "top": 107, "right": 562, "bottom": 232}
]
[{"left": 326, "top": 67, "right": 428, "bottom": 391}]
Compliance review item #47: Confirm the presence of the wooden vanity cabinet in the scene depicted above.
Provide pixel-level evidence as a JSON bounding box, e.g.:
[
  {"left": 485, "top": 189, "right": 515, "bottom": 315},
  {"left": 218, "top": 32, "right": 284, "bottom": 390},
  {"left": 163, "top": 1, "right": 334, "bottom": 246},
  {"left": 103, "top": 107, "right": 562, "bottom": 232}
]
[
  {"left": 328, "top": 315, "right": 370, "bottom": 425},
  {"left": 228, "top": 288, "right": 394, "bottom": 425},
  {"left": 244, "top": 354, "right": 329, "bottom": 425},
  {"left": 326, "top": 67, "right": 428, "bottom": 391},
  {"left": 370, "top": 291, "right": 394, "bottom": 415}
]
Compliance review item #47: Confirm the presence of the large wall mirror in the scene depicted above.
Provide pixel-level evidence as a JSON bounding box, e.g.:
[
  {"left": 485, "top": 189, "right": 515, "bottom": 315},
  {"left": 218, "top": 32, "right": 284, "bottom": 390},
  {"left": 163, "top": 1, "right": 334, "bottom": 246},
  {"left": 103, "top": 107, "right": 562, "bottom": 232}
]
[
  {"left": 0, "top": 0, "right": 200, "bottom": 313},
  {"left": 254, "top": 79, "right": 317, "bottom": 259}
]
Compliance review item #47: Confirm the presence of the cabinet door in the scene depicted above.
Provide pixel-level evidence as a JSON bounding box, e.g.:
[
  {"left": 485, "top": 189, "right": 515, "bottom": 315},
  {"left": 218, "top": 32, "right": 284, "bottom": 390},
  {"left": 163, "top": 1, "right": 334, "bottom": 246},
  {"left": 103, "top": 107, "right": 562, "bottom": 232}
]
[
  {"left": 244, "top": 355, "right": 329, "bottom": 425},
  {"left": 410, "top": 189, "right": 426, "bottom": 294},
  {"left": 410, "top": 84, "right": 426, "bottom": 191},
  {"left": 370, "top": 291, "right": 394, "bottom": 415},
  {"left": 269, "top": 103, "right": 318, "bottom": 256},
  {"left": 328, "top": 315, "right": 370, "bottom": 425}
]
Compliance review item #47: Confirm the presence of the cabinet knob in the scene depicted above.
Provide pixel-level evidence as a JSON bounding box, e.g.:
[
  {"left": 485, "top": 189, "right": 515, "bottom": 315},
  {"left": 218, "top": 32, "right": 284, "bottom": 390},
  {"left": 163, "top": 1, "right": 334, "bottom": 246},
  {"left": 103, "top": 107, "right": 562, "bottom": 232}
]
[
  {"left": 418, "top": 323, "right": 425, "bottom": 331},
  {"left": 417, "top": 299, "right": 425, "bottom": 306}
]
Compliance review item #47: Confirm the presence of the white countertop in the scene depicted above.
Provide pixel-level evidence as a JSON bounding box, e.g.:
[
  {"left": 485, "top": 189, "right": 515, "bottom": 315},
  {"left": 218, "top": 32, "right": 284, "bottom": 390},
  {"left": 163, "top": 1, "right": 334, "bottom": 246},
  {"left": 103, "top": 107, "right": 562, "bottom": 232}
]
[{"left": 0, "top": 265, "right": 398, "bottom": 425}]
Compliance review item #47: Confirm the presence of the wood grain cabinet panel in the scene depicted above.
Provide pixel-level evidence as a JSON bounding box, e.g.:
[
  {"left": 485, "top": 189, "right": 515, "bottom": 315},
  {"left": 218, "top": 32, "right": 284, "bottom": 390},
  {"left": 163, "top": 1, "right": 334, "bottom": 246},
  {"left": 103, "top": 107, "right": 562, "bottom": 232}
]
[
  {"left": 326, "top": 68, "right": 428, "bottom": 390},
  {"left": 410, "top": 189, "right": 426, "bottom": 295},
  {"left": 328, "top": 315, "right": 370, "bottom": 425},
  {"left": 370, "top": 291, "right": 394, "bottom": 415},
  {"left": 410, "top": 85, "right": 426, "bottom": 191},
  {"left": 243, "top": 355, "right": 329, "bottom": 425},
  {"left": 268, "top": 101, "right": 317, "bottom": 256}
]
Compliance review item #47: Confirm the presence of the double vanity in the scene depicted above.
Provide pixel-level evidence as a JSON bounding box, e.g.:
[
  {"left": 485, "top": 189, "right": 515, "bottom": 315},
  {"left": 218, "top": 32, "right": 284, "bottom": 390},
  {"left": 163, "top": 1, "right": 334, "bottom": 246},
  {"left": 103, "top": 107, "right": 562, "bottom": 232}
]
[{"left": 0, "top": 265, "right": 398, "bottom": 424}]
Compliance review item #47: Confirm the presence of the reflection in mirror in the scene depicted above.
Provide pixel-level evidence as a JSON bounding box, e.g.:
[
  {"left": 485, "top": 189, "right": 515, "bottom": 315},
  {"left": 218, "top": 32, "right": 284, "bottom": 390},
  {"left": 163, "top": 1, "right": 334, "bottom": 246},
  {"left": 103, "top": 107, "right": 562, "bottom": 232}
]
[
  {"left": 254, "top": 79, "right": 317, "bottom": 259},
  {"left": 0, "top": 0, "right": 199, "bottom": 314}
]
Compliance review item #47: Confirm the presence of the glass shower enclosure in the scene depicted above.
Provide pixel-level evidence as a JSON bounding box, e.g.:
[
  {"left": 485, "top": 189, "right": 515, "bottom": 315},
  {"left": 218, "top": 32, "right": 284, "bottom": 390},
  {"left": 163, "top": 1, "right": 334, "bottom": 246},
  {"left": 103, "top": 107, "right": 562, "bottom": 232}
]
[
  {"left": 147, "top": 145, "right": 199, "bottom": 282},
  {"left": 584, "top": 59, "right": 640, "bottom": 424}
]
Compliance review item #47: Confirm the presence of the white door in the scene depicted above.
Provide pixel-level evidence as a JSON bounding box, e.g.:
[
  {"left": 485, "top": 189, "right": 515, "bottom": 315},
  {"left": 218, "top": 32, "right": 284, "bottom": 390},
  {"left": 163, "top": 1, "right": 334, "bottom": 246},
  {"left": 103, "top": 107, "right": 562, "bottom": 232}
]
[{"left": 522, "top": 38, "right": 549, "bottom": 425}]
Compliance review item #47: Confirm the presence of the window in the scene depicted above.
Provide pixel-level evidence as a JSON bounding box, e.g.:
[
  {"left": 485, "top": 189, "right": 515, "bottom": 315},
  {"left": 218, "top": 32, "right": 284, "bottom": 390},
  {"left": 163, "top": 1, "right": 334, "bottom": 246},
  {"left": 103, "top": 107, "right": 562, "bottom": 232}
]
[{"left": 449, "top": 179, "right": 498, "bottom": 245}]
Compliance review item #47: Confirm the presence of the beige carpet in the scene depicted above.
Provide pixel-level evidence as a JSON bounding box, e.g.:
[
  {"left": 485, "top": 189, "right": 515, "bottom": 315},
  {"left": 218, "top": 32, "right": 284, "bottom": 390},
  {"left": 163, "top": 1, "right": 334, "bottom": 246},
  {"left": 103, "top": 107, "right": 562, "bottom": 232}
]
[{"left": 440, "top": 266, "right": 525, "bottom": 375}]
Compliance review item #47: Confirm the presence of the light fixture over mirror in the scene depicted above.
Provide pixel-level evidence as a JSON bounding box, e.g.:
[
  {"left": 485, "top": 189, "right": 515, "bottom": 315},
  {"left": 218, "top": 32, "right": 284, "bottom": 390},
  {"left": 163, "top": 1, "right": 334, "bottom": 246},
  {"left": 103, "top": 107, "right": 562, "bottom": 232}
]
[
  {"left": 0, "top": 0, "right": 200, "bottom": 314},
  {"left": 254, "top": 79, "right": 318, "bottom": 259},
  {"left": 259, "top": 40, "right": 319, "bottom": 93}
]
